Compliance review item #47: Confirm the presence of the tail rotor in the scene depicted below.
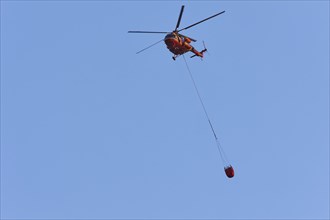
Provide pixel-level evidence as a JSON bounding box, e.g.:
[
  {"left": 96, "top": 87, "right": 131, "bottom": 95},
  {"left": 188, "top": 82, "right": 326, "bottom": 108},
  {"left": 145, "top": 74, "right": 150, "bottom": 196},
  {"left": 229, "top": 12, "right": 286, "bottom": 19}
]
[{"left": 202, "top": 41, "right": 209, "bottom": 55}]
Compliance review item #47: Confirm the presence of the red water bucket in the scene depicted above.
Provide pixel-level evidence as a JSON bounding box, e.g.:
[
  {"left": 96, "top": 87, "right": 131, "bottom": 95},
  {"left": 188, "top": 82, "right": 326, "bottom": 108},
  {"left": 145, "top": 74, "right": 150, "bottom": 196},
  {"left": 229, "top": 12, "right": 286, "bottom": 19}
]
[{"left": 224, "top": 165, "right": 234, "bottom": 178}]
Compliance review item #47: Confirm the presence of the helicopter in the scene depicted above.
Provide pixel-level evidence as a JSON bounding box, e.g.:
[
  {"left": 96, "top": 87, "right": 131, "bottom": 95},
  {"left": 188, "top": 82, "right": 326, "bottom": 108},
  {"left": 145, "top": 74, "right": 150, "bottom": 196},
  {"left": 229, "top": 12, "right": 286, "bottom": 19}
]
[{"left": 128, "top": 5, "right": 225, "bottom": 60}]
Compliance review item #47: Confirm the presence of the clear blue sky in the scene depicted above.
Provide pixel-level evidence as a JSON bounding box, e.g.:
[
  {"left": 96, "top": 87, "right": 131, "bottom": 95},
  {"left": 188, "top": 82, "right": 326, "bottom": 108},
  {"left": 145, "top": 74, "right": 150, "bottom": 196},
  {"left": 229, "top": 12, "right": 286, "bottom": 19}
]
[{"left": 1, "top": 1, "right": 329, "bottom": 219}]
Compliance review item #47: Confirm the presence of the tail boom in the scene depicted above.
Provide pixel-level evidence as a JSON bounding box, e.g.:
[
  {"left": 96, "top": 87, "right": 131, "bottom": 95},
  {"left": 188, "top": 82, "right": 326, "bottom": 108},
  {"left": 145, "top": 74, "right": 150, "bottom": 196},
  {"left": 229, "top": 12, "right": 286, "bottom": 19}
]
[{"left": 190, "top": 48, "right": 207, "bottom": 58}]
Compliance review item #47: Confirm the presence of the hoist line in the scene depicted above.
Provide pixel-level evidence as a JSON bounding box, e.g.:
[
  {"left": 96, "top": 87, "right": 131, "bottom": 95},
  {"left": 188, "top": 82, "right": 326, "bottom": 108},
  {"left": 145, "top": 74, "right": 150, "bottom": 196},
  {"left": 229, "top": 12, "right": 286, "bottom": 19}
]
[{"left": 182, "top": 55, "right": 229, "bottom": 165}]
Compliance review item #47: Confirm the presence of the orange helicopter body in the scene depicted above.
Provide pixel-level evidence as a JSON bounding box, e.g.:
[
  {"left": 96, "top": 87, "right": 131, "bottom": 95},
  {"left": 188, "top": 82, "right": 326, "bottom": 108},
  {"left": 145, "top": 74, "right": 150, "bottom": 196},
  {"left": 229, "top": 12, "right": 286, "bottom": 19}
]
[{"left": 164, "top": 32, "right": 204, "bottom": 59}]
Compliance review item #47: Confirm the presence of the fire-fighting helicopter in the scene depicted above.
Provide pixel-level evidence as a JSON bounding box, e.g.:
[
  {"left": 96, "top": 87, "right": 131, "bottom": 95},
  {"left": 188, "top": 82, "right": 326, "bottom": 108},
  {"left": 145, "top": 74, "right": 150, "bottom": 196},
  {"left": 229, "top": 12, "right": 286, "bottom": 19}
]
[{"left": 128, "top": 5, "right": 225, "bottom": 60}]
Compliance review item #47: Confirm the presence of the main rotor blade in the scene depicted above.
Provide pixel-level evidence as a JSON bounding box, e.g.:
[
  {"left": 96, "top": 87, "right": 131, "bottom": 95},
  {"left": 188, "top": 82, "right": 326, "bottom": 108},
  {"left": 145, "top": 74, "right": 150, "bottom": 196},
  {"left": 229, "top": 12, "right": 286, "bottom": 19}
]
[
  {"left": 178, "top": 10, "right": 225, "bottom": 32},
  {"left": 136, "top": 39, "right": 164, "bottom": 54},
  {"left": 175, "top": 5, "right": 185, "bottom": 31},
  {"left": 128, "top": 31, "right": 168, "bottom": 34}
]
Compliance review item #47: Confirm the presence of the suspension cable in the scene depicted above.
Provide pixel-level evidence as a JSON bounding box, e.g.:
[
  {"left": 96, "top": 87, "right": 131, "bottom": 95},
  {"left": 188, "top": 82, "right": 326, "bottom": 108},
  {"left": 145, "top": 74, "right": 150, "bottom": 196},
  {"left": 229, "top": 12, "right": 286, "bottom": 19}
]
[{"left": 182, "top": 55, "right": 230, "bottom": 166}]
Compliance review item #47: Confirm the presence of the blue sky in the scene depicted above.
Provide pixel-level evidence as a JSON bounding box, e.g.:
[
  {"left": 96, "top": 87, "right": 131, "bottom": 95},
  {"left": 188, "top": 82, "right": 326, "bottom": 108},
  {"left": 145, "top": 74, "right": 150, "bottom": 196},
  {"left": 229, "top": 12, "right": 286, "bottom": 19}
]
[{"left": 1, "top": 1, "right": 329, "bottom": 219}]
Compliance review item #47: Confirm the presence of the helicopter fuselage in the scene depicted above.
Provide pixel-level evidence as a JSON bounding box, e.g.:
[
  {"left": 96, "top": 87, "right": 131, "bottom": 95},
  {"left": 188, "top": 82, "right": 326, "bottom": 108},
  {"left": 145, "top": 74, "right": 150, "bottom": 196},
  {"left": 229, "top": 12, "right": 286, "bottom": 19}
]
[{"left": 164, "top": 32, "right": 192, "bottom": 55}]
